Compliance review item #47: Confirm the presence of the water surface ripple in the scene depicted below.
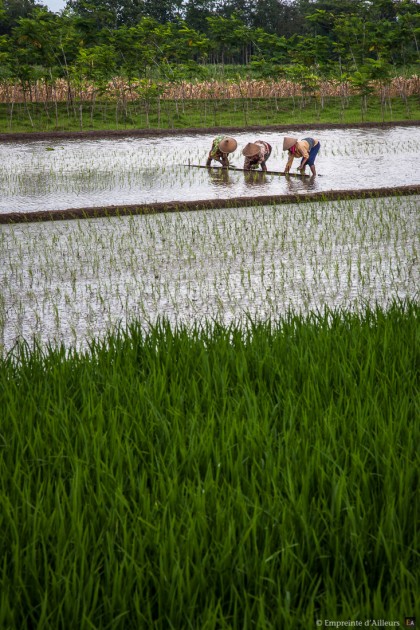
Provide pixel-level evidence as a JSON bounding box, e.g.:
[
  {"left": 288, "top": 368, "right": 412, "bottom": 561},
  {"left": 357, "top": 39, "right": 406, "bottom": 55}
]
[
  {"left": 1, "top": 196, "right": 418, "bottom": 352},
  {"left": 1, "top": 126, "right": 418, "bottom": 213}
]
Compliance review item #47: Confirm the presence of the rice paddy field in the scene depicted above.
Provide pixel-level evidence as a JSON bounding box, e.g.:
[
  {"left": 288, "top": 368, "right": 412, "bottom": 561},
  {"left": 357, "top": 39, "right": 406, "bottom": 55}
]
[
  {"left": 1, "top": 125, "right": 419, "bottom": 214},
  {"left": 0, "top": 121, "right": 419, "bottom": 627},
  {"left": 1, "top": 195, "right": 418, "bottom": 352},
  {"left": 0, "top": 301, "right": 418, "bottom": 629}
]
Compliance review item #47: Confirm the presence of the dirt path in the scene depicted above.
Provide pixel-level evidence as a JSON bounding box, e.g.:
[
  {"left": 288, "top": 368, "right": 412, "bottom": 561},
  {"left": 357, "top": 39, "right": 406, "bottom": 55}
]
[
  {"left": 1, "top": 185, "right": 418, "bottom": 224},
  {"left": 0, "top": 120, "right": 419, "bottom": 143}
]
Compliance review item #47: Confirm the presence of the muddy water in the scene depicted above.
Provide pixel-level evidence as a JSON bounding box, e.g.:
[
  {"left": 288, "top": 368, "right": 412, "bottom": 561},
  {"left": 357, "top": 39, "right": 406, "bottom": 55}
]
[
  {"left": 1, "top": 196, "right": 418, "bottom": 352},
  {"left": 1, "top": 126, "right": 419, "bottom": 214}
]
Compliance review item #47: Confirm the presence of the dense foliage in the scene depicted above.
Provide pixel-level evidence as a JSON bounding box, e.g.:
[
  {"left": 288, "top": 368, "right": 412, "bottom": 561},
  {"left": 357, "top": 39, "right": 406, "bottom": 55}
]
[{"left": 0, "top": 0, "right": 418, "bottom": 87}]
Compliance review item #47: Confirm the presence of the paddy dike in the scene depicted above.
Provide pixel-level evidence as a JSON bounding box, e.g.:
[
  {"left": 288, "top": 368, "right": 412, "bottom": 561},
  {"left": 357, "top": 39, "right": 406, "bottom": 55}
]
[
  {"left": 1, "top": 185, "right": 419, "bottom": 224},
  {"left": 0, "top": 119, "right": 419, "bottom": 143}
]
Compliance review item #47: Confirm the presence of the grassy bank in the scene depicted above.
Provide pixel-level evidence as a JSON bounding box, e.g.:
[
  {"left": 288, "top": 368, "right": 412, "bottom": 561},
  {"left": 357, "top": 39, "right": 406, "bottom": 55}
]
[
  {"left": 0, "top": 302, "right": 418, "bottom": 628},
  {"left": 0, "top": 95, "right": 419, "bottom": 133}
]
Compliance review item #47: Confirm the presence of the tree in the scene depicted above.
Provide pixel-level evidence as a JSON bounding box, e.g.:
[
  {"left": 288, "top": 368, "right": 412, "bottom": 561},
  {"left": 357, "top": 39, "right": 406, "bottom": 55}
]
[
  {"left": 289, "top": 33, "right": 332, "bottom": 69},
  {"left": 142, "top": 0, "right": 183, "bottom": 23},
  {"left": 252, "top": 0, "right": 306, "bottom": 37},
  {"left": 66, "top": 0, "right": 184, "bottom": 27},
  {"left": 297, "top": 0, "right": 366, "bottom": 35},
  {"left": 367, "top": 0, "right": 398, "bottom": 22},
  {"left": 250, "top": 28, "right": 288, "bottom": 64},
  {"left": 183, "top": 0, "right": 219, "bottom": 34},
  {"left": 0, "top": 0, "right": 49, "bottom": 34},
  {"left": 66, "top": 0, "right": 121, "bottom": 28},
  {"left": 207, "top": 14, "right": 253, "bottom": 64},
  {"left": 395, "top": 0, "right": 420, "bottom": 64}
]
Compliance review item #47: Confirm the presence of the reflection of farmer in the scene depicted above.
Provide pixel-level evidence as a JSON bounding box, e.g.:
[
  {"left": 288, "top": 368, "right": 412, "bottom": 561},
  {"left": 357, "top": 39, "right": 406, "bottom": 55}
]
[
  {"left": 206, "top": 136, "right": 237, "bottom": 167},
  {"left": 243, "top": 170, "right": 268, "bottom": 188},
  {"left": 208, "top": 167, "right": 232, "bottom": 187},
  {"left": 284, "top": 171, "right": 318, "bottom": 194},
  {"left": 283, "top": 136, "right": 320, "bottom": 176},
  {"left": 242, "top": 141, "right": 272, "bottom": 171}
]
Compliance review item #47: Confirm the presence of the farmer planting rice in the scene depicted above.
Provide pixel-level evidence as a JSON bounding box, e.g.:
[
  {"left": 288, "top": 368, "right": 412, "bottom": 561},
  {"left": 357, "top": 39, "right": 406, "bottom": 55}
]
[
  {"left": 283, "top": 136, "right": 320, "bottom": 176},
  {"left": 206, "top": 136, "right": 237, "bottom": 167},
  {"left": 242, "top": 140, "right": 272, "bottom": 171}
]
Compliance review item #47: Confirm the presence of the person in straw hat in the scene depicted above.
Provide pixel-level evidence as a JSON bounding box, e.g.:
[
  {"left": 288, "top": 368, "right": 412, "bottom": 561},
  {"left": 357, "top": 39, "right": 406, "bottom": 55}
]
[
  {"left": 242, "top": 140, "right": 272, "bottom": 172},
  {"left": 206, "top": 136, "right": 237, "bottom": 167},
  {"left": 283, "top": 136, "right": 320, "bottom": 176}
]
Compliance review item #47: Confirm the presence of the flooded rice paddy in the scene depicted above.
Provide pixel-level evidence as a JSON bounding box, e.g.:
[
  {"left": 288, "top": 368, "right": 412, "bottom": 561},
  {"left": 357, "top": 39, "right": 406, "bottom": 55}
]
[
  {"left": 1, "top": 195, "right": 418, "bottom": 352},
  {"left": 1, "top": 126, "right": 419, "bottom": 214}
]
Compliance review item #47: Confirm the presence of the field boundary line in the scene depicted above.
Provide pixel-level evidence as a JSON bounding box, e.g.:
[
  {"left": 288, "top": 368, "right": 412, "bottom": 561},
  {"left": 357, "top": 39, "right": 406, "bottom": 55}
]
[
  {"left": 0, "top": 120, "right": 419, "bottom": 143},
  {"left": 1, "top": 185, "right": 419, "bottom": 224}
]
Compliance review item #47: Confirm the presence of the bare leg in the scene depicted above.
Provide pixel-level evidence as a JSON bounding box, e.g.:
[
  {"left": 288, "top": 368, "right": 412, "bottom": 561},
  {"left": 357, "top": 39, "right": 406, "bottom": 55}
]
[{"left": 310, "top": 164, "right": 316, "bottom": 176}]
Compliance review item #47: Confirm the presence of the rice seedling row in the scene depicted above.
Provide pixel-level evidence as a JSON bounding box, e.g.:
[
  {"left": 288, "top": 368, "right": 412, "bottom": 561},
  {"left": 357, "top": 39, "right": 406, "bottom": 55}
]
[
  {"left": 1, "top": 195, "right": 418, "bottom": 353},
  {"left": 0, "top": 127, "right": 418, "bottom": 214}
]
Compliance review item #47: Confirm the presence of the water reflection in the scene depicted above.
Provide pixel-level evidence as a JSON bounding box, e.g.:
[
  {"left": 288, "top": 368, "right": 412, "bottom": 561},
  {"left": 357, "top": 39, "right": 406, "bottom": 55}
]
[
  {"left": 243, "top": 170, "right": 269, "bottom": 188},
  {"left": 1, "top": 125, "right": 419, "bottom": 214},
  {"left": 207, "top": 168, "right": 233, "bottom": 187},
  {"left": 284, "top": 174, "right": 318, "bottom": 194}
]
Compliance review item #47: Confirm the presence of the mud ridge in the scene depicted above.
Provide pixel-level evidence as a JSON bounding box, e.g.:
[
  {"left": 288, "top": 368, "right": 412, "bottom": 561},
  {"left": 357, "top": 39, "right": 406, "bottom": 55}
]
[
  {"left": 0, "top": 120, "right": 419, "bottom": 143},
  {"left": 1, "top": 185, "right": 419, "bottom": 224}
]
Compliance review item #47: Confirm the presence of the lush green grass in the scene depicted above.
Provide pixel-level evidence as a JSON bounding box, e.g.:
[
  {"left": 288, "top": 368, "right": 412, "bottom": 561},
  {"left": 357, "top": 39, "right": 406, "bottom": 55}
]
[
  {"left": 1, "top": 95, "right": 418, "bottom": 133},
  {"left": 0, "top": 302, "right": 418, "bottom": 628}
]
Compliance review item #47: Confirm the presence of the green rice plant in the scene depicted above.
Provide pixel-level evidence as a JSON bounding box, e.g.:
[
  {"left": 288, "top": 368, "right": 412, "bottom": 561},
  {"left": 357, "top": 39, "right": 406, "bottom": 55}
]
[
  {"left": 0, "top": 301, "right": 418, "bottom": 628},
  {"left": 1, "top": 194, "right": 419, "bottom": 353}
]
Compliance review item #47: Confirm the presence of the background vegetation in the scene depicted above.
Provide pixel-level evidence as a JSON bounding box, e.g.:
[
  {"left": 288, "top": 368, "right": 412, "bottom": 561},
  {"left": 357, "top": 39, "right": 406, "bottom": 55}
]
[{"left": 0, "top": 0, "right": 419, "bottom": 130}]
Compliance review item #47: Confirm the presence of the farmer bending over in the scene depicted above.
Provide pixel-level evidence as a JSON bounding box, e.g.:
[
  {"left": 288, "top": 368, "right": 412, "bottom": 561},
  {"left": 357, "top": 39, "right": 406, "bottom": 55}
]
[
  {"left": 242, "top": 141, "right": 272, "bottom": 171},
  {"left": 283, "top": 136, "right": 320, "bottom": 176},
  {"left": 206, "top": 136, "right": 237, "bottom": 167}
]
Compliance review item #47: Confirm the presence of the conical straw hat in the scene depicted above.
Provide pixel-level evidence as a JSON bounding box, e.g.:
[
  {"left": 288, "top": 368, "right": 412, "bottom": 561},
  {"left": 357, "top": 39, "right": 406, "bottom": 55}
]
[
  {"left": 242, "top": 142, "right": 260, "bottom": 157},
  {"left": 219, "top": 137, "right": 237, "bottom": 153},
  {"left": 283, "top": 137, "right": 298, "bottom": 151}
]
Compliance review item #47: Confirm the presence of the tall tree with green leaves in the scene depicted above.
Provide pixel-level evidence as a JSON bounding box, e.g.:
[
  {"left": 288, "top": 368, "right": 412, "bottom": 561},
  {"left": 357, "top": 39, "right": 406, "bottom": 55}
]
[
  {"left": 66, "top": 0, "right": 184, "bottom": 26},
  {"left": 183, "top": 0, "right": 219, "bottom": 34},
  {"left": 0, "top": 0, "right": 49, "bottom": 34},
  {"left": 395, "top": 0, "right": 420, "bottom": 65},
  {"left": 251, "top": 0, "right": 305, "bottom": 37},
  {"left": 66, "top": 0, "right": 121, "bottom": 28},
  {"left": 207, "top": 13, "right": 253, "bottom": 64}
]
